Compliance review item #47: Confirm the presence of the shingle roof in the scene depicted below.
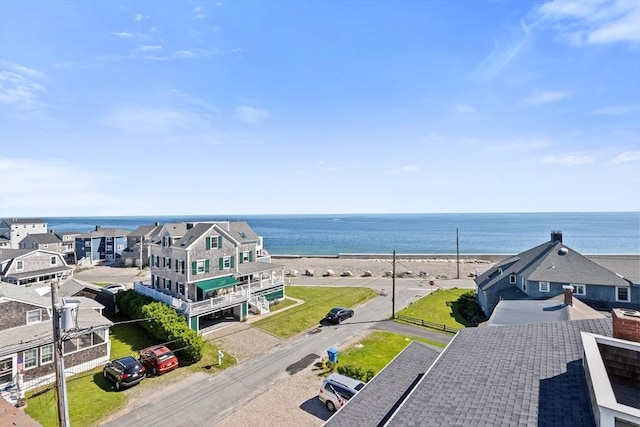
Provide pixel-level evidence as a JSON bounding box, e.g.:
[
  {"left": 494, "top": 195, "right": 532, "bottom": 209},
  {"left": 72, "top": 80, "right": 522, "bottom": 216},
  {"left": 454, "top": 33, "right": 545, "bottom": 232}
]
[
  {"left": 487, "top": 296, "right": 605, "bottom": 326},
  {"left": 0, "top": 249, "right": 32, "bottom": 263},
  {"left": 76, "top": 228, "right": 130, "bottom": 238},
  {"left": 22, "top": 233, "right": 62, "bottom": 245},
  {"left": 128, "top": 224, "right": 161, "bottom": 239},
  {"left": 476, "top": 241, "right": 629, "bottom": 290},
  {"left": 227, "top": 221, "right": 259, "bottom": 243},
  {"left": 325, "top": 341, "right": 441, "bottom": 427},
  {"left": 384, "top": 318, "right": 611, "bottom": 427},
  {"left": 587, "top": 255, "right": 640, "bottom": 284}
]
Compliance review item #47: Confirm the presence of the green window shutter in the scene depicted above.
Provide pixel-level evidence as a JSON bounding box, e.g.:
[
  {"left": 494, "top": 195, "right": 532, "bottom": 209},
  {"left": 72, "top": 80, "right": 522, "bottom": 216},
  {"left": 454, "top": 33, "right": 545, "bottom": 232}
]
[
  {"left": 205, "top": 237, "right": 211, "bottom": 250},
  {"left": 230, "top": 256, "right": 235, "bottom": 268},
  {"left": 217, "top": 236, "right": 222, "bottom": 248},
  {"left": 168, "top": 259, "right": 172, "bottom": 269},
  {"left": 192, "top": 261, "right": 197, "bottom": 275},
  {"left": 239, "top": 252, "right": 244, "bottom": 264},
  {"left": 219, "top": 258, "right": 224, "bottom": 270},
  {"left": 249, "top": 251, "right": 253, "bottom": 262},
  {"left": 205, "top": 259, "right": 210, "bottom": 273},
  {"left": 175, "top": 260, "right": 179, "bottom": 272}
]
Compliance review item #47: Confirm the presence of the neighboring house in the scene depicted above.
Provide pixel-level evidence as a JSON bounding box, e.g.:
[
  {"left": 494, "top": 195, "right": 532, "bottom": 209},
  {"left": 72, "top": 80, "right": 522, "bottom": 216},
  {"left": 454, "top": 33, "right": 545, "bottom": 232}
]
[
  {"left": 475, "top": 231, "right": 639, "bottom": 317},
  {"left": 325, "top": 311, "right": 640, "bottom": 427},
  {"left": 53, "top": 230, "right": 83, "bottom": 264},
  {"left": 140, "top": 221, "right": 285, "bottom": 333},
  {"left": 75, "top": 226, "right": 129, "bottom": 264},
  {"left": 0, "top": 249, "right": 73, "bottom": 286},
  {"left": 0, "top": 236, "right": 10, "bottom": 249},
  {"left": 0, "top": 281, "right": 112, "bottom": 400},
  {"left": 18, "top": 232, "right": 63, "bottom": 253},
  {"left": 0, "top": 219, "right": 47, "bottom": 249},
  {"left": 121, "top": 223, "right": 162, "bottom": 268}
]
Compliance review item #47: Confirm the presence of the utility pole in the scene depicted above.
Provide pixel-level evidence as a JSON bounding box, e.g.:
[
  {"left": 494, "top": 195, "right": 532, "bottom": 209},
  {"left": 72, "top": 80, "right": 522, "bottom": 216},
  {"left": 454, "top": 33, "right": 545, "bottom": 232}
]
[
  {"left": 51, "top": 275, "right": 70, "bottom": 427},
  {"left": 139, "top": 235, "right": 143, "bottom": 272},
  {"left": 392, "top": 250, "right": 396, "bottom": 319},
  {"left": 456, "top": 228, "right": 460, "bottom": 280}
]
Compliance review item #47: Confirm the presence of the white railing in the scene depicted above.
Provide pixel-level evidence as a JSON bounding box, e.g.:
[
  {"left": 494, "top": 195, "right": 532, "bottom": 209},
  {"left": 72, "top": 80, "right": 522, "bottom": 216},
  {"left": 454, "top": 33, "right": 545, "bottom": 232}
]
[
  {"left": 185, "top": 289, "right": 250, "bottom": 315},
  {"left": 237, "top": 276, "right": 284, "bottom": 294},
  {"left": 20, "top": 355, "right": 110, "bottom": 392},
  {"left": 133, "top": 282, "right": 184, "bottom": 311},
  {"left": 248, "top": 295, "right": 269, "bottom": 314}
]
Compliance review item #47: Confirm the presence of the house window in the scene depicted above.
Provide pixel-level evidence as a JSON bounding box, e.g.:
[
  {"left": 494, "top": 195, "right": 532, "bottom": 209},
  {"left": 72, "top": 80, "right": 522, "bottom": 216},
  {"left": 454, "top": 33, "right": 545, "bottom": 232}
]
[
  {"left": 51, "top": 256, "right": 57, "bottom": 265},
  {"left": 106, "top": 245, "right": 113, "bottom": 251},
  {"left": 223, "top": 256, "right": 231, "bottom": 269},
  {"left": 197, "top": 260, "right": 206, "bottom": 273},
  {"left": 509, "top": 275, "right": 516, "bottom": 284},
  {"left": 178, "top": 283, "right": 185, "bottom": 294},
  {"left": 242, "top": 252, "right": 250, "bottom": 263},
  {"left": 16, "top": 260, "right": 24, "bottom": 270},
  {"left": 573, "top": 284, "right": 586, "bottom": 296},
  {"left": 85, "top": 241, "right": 91, "bottom": 247},
  {"left": 40, "top": 344, "right": 53, "bottom": 365},
  {"left": 27, "top": 309, "right": 42, "bottom": 324},
  {"left": 163, "top": 257, "right": 167, "bottom": 268},
  {"left": 523, "top": 281, "right": 527, "bottom": 292},
  {"left": 24, "top": 349, "right": 37, "bottom": 370},
  {"left": 539, "top": 282, "right": 550, "bottom": 292},
  {"left": 165, "top": 280, "right": 172, "bottom": 291},
  {"left": 616, "top": 287, "right": 630, "bottom": 302}
]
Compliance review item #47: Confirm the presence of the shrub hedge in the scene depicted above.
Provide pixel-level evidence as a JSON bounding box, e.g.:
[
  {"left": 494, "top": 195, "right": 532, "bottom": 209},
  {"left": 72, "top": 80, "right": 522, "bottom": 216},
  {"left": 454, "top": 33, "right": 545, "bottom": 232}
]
[
  {"left": 115, "top": 290, "right": 205, "bottom": 364},
  {"left": 336, "top": 364, "right": 375, "bottom": 383}
]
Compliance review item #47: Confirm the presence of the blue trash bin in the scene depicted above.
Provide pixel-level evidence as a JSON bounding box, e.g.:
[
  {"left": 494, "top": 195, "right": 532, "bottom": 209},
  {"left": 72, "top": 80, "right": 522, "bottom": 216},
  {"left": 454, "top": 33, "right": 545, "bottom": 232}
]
[{"left": 327, "top": 347, "right": 338, "bottom": 363}]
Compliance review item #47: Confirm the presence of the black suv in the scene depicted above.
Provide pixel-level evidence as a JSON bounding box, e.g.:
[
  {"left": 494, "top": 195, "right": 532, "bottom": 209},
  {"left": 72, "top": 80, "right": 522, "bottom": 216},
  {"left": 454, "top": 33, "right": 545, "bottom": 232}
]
[
  {"left": 103, "top": 356, "right": 146, "bottom": 390},
  {"left": 325, "top": 307, "right": 354, "bottom": 324}
]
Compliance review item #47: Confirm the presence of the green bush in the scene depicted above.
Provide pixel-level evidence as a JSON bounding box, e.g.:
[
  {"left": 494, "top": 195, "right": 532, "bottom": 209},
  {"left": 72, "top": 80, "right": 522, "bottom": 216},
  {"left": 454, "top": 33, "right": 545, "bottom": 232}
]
[
  {"left": 115, "top": 290, "right": 205, "bottom": 363},
  {"left": 454, "top": 291, "right": 486, "bottom": 326},
  {"left": 336, "top": 364, "right": 375, "bottom": 382}
]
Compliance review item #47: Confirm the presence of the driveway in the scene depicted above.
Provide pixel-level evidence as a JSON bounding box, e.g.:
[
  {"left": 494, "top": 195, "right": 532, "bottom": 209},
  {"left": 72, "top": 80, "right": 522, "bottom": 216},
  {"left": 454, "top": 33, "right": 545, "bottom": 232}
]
[{"left": 101, "top": 280, "right": 453, "bottom": 427}]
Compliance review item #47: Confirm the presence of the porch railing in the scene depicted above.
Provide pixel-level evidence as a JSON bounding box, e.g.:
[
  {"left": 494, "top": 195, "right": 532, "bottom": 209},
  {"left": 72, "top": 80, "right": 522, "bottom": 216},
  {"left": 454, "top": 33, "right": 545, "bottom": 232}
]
[{"left": 133, "top": 282, "right": 184, "bottom": 311}]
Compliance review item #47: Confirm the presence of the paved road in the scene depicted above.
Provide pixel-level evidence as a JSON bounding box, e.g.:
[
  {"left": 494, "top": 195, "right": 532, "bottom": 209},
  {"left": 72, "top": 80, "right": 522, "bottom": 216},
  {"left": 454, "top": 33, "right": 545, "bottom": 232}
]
[{"left": 102, "top": 276, "right": 474, "bottom": 426}]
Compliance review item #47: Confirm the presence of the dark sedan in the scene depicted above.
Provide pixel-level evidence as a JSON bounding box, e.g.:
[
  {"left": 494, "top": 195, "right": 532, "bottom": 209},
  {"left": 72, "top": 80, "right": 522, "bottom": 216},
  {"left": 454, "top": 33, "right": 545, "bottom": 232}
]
[
  {"left": 103, "top": 356, "right": 146, "bottom": 390},
  {"left": 325, "top": 307, "right": 354, "bottom": 324}
]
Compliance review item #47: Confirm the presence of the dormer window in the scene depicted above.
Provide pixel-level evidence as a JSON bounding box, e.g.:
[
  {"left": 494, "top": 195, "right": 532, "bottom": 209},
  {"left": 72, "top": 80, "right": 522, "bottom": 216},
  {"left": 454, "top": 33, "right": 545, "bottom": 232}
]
[
  {"left": 27, "top": 309, "right": 42, "bottom": 324},
  {"left": 509, "top": 275, "right": 516, "bottom": 284}
]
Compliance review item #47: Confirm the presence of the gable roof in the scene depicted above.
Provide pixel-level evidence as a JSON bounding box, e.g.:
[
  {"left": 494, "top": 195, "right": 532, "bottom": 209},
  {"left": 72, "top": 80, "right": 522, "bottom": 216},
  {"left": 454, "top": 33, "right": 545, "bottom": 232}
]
[
  {"left": 21, "top": 233, "right": 62, "bottom": 245},
  {"left": 0, "top": 281, "right": 50, "bottom": 308},
  {"left": 380, "top": 318, "right": 611, "bottom": 427},
  {"left": 324, "top": 341, "right": 441, "bottom": 427},
  {"left": 226, "top": 221, "right": 259, "bottom": 243},
  {"left": 476, "top": 240, "right": 629, "bottom": 290},
  {"left": 76, "top": 228, "right": 130, "bottom": 239},
  {"left": 128, "top": 224, "right": 161, "bottom": 239},
  {"left": 0, "top": 249, "right": 32, "bottom": 263}
]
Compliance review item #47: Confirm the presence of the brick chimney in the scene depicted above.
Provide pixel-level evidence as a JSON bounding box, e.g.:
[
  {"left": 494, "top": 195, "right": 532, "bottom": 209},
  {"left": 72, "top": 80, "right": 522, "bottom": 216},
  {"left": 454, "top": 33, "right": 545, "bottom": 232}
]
[
  {"left": 551, "top": 230, "right": 563, "bottom": 243},
  {"left": 612, "top": 308, "right": 640, "bottom": 343},
  {"left": 562, "top": 285, "right": 573, "bottom": 306}
]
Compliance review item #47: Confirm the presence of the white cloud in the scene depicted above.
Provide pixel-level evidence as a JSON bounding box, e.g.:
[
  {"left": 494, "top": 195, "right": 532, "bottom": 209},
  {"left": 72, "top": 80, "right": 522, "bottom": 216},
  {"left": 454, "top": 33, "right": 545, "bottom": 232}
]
[
  {"left": 234, "top": 106, "right": 270, "bottom": 124},
  {"left": 609, "top": 151, "right": 640, "bottom": 164},
  {"left": 135, "top": 13, "right": 148, "bottom": 22},
  {"left": 0, "top": 63, "right": 46, "bottom": 110},
  {"left": 112, "top": 31, "right": 134, "bottom": 38},
  {"left": 538, "top": 0, "right": 640, "bottom": 46},
  {"left": 175, "top": 50, "right": 196, "bottom": 58},
  {"left": 486, "top": 138, "right": 551, "bottom": 153},
  {"left": 541, "top": 154, "right": 594, "bottom": 166},
  {"left": 137, "top": 45, "right": 163, "bottom": 51},
  {"left": 102, "top": 104, "right": 213, "bottom": 135},
  {"left": 473, "top": 21, "right": 533, "bottom": 80},
  {"left": 402, "top": 165, "right": 420, "bottom": 172},
  {"left": 523, "top": 90, "right": 570, "bottom": 105}
]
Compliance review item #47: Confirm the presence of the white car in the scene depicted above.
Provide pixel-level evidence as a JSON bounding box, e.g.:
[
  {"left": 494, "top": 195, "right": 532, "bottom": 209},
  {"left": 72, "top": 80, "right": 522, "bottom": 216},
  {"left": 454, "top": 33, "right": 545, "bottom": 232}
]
[
  {"left": 318, "top": 373, "right": 365, "bottom": 412},
  {"left": 103, "top": 283, "right": 127, "bottom": 294}
]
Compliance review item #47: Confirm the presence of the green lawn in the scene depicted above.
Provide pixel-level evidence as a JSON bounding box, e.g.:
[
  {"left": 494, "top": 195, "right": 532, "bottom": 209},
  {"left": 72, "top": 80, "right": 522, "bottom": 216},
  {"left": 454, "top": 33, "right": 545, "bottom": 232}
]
[
  {"left": 25, "top": 317, "right": 228, "bottom": 426},
  {"left": 252, "top": 286, "right": 377, "bottom": 338},
  {"left": 331, "top": 331, "right": 445, "bottom": 378},
  {"left": 397, "top": 288, "right": 475, "bottom": 329}
]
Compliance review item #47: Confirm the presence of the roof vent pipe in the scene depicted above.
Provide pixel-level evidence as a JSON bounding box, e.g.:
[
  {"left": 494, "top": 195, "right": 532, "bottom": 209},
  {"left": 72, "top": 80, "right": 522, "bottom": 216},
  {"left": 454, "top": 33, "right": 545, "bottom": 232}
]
[{"left": 551, "top": 231, "right": 563, "bottom": 243}]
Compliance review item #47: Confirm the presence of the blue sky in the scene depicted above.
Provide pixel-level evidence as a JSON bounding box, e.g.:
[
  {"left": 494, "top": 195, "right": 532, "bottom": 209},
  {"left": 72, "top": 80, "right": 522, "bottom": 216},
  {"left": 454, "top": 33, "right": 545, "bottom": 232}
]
[{"left": 1, "top": 0, "right": 639, "bottom": 216}]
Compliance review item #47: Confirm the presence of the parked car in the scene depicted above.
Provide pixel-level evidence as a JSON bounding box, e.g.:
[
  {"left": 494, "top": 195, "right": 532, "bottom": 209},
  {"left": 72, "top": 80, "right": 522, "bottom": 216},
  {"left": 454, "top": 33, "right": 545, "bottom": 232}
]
[
  {"left": 325, "top": 307, "right": 354, "bottom": 324},
  {"left": 139, "top": 345, "right": 179, "bottom": 375},
  {"left": 103, "top": 283, "right": 127, "bottom": 294},
  {"left": 103, "top": 356, "right": 146, "bottom": 390},
  {"left": 319, "top": 373, "right": 366, "bottom": 412}
]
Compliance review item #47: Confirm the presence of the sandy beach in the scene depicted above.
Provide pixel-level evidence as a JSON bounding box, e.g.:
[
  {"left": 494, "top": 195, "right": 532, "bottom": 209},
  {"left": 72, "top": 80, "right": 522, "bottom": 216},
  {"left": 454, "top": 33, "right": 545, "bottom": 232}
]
[{"left": 271, "top": 255, "right": 496, "bottom": 280}]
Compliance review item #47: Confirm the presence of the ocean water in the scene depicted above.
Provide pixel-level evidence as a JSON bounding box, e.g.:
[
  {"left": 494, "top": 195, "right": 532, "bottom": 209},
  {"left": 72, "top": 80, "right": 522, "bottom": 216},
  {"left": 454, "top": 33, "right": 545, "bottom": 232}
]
[{"left": 42, "top": 212, "right": 640, "bottom": 255}]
